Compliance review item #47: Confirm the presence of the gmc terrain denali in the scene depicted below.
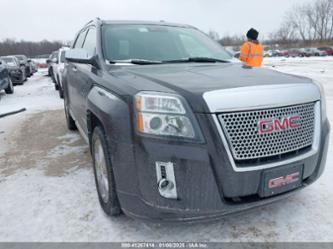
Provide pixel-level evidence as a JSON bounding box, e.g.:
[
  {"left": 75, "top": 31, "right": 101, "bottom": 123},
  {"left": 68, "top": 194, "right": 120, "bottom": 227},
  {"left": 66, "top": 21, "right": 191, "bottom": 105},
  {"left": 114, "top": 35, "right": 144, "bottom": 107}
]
[{"left": 63, "top": 19, "right": 330, "bottom": 221}]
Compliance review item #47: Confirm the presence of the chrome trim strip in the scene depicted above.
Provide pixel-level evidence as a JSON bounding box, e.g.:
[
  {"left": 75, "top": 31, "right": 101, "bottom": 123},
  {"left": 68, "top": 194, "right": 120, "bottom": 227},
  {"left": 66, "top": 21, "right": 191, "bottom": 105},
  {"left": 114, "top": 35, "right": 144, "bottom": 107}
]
[
  {"left": 211, "top": 102, "right": 321, "bottom": 172},
  {"left": 203, "top": 84, "right": 321, "bottom": 113}
]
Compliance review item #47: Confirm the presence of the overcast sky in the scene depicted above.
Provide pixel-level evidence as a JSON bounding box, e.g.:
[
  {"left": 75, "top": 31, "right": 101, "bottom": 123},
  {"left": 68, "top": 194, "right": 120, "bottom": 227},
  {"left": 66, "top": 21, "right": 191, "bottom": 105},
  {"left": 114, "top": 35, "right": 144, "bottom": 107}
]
[{"left": 0, "top": 0, "right": 308, "bottom": 42}]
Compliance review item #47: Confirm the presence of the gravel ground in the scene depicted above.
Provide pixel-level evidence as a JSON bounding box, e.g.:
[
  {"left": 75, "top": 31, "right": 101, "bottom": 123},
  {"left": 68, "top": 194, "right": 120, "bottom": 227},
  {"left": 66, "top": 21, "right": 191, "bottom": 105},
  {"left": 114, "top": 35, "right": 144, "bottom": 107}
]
[{"left": 0, "top": 59, "right": 332, "bottom": 242}]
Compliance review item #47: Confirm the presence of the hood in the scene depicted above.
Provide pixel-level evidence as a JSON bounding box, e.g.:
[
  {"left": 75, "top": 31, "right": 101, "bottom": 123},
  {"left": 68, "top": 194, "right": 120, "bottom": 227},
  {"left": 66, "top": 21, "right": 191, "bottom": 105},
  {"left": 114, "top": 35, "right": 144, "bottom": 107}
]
[
  {"left": 109, "top": 63, "right": 313, "bottom": 113},
  {"left": 7, "top": 65, "right": 19, "bottom": 70}
]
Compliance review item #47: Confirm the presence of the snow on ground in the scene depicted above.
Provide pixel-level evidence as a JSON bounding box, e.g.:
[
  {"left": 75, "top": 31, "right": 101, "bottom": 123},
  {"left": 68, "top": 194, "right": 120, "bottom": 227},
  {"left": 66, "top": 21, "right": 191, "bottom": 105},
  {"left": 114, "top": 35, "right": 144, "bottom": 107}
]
[
  {"left": 0, "top": 69, "right": 62, "bottom": 113},
  {"left": 0, "top": 70, "right": 63, "bottom": 155},
  {"left": 0, "top": 59, "right": 332, "bottom": 242}
]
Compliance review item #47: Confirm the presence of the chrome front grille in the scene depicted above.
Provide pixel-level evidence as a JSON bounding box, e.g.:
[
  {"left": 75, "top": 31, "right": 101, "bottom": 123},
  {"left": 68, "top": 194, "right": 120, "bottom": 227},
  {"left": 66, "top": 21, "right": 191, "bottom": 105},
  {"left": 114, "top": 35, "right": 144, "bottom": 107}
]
[{"left": 218, "top": 102, "right": 316, "bottom": 161}]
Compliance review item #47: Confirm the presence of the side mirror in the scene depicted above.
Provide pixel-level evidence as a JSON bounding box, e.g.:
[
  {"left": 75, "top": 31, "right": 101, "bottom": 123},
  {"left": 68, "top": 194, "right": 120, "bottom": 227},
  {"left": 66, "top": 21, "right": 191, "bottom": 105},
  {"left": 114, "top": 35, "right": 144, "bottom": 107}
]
[
  {"left": 46, "top": 59, "right": 51, "bottom": 64},
  {"left": 20, "top": 63, "right": 25, "bottom": 66},
  {"left": 27, "top": 59, "right": 31, "bottom": 63},
  {"left": 65, "top": 48, "right": 99, "bottom": 68}
]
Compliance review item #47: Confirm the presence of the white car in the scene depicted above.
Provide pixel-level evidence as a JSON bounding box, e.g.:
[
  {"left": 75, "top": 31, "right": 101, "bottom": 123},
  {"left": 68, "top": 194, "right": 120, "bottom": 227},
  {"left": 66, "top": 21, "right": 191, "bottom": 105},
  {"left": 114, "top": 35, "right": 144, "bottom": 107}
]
[
  {"left": 304, "top": 48, "right": 327, "bottom": 57},
  {"left": 52, "top": 47, "right": 69, "bottom": 98}
]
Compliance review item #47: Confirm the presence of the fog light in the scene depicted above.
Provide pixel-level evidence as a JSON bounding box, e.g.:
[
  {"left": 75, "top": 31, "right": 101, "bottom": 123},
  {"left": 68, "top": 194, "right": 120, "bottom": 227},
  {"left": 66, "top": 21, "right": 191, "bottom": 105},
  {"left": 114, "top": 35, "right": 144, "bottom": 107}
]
[{"left": 155, "top": 162, "right": 177, "bottom": 199}]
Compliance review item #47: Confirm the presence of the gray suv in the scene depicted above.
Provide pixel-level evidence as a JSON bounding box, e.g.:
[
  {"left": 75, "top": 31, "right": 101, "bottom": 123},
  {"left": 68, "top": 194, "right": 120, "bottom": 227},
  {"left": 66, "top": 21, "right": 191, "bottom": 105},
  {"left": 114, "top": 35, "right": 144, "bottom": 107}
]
[
  {"left": 0, "top": 60, "right": 14, "bottom": 94},
  {"left": 63, "top": 19, "right": 330, "bottom": 221}
]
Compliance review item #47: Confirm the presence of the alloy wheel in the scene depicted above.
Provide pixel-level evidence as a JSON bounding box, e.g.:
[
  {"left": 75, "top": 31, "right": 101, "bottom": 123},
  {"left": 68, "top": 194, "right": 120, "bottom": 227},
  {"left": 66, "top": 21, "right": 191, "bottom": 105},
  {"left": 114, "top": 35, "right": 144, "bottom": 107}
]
[{"left": 94, "top": 138, "right": 109, "bottom": 203}]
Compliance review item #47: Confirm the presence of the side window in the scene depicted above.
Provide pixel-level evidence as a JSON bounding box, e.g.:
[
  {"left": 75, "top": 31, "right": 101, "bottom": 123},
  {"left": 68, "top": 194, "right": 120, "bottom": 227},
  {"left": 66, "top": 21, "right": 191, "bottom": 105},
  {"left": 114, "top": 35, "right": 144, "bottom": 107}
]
[
  {"left": 74, "top": 30, "right": 87, "bottom": 49},
  {"left": 82, "top": 28, "right": 97, "bottom": 55}
]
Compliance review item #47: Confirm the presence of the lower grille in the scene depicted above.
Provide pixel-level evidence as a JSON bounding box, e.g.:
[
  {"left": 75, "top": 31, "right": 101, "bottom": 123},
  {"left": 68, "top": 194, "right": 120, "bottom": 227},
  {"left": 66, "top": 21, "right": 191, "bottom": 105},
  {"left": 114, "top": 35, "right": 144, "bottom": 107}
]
[{"left": 218, "top": 102, "right": 316, "bottom": 162}]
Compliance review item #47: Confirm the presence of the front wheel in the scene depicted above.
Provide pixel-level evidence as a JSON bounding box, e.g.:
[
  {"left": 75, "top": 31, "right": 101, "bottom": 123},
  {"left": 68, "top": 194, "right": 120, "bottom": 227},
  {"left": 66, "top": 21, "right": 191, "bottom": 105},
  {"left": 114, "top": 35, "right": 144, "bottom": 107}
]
[
  {"left": 91, "top": 126, "right": 121, "bottom": 216},
  {"left": 5, "top": 78, "right": 14, "bottom": 94},
  {"left": 19, "top": 72, "right": 25, "bottom": 85}
]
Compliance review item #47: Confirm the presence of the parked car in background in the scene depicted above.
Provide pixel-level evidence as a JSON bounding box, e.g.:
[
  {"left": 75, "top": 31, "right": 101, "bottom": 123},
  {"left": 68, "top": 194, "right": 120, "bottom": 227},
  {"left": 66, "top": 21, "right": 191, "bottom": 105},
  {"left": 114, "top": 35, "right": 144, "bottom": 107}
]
[
  {"left": 264, "top": 50, "right": 273, "bottom": 57},
  {"left": 35, "top": 59, "right": 48, "bottom": 69},
  {"left": 233, "top": 51, "right": 240, "bottom": 58},
  {"left": 0, "top": 60, "right": 14, "bottom": 94},
  {"left": 13, "top": 55, "right": 33, "bottom": 77},
  {"left": 30, "top": 60, "right": 38, "bottom": 73},
  {"left": 36, "top": 60, "right": 48, "bottom": 69},
  {"left": 303, "top": 48, "right": 327, "bottom": 57},
  {"left": 52, "top": 47, "right": 69, "bottom": 98},
  {"left": 0, "top": 56, "right": 26, "bottom": 85},
  {"left": 32, "top": 54, "right": 50, "bottom": 69},
  {"left": 285, "top": 49, "right": 306, "bottom": 57},
  {"left": 264, "top": 50, "right": 281, "bottom": 57},
  {"left": 47, "top": 51, "right": 59, "bottom": 82},
  {"left": 318, "top": 46, "right": 333, "bottom": 56},
  {"left": 63, "top": 19, "right": 329, "bottom": 221},
  {"left": 279, "top": 50, "right": 289, "bottom": 57}
]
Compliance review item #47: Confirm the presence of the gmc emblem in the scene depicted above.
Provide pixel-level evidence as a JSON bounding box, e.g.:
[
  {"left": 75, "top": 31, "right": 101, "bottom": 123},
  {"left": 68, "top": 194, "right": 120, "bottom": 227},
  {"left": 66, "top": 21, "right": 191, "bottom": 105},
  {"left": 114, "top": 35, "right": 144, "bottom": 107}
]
[
  {"left": 268, "top": 172, "right": 300, "bottom": 189},
  {"left": 258, "top": 116, "right": 301, "bottom": 134}
]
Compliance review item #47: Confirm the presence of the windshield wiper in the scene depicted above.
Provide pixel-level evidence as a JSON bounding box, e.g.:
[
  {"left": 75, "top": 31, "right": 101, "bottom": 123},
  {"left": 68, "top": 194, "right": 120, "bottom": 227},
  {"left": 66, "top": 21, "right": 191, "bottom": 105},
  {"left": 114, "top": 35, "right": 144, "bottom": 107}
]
[
  {"left": 108, "top": 59, "right": 162, "bottom": 65},
  {"left": 163, "top": 57, "right": 230, "bottom": 63},
  {"left": 108, "top": 57, "right": 230, "bottom": 65}
]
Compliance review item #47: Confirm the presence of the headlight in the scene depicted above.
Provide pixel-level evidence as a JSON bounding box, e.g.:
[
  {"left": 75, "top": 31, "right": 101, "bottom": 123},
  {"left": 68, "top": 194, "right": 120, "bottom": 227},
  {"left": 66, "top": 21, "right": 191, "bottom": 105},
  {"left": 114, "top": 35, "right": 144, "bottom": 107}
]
[
  {"left": 313, "top": 80, "right": 327, "bottom": 122},
  {"left": 135, "top": 92, "right": 200, "bottom": 139}
]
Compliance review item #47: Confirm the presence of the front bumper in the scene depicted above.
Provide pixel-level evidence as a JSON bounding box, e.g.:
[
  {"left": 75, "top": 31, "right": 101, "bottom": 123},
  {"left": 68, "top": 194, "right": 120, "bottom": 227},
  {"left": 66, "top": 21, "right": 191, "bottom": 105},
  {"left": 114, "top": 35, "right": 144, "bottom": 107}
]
[
  {"left": 9, "top": 70, "right": 23, "bottom": 83},
  {"left": 113, "top": 116, "right": 330, "bottom": 222}
]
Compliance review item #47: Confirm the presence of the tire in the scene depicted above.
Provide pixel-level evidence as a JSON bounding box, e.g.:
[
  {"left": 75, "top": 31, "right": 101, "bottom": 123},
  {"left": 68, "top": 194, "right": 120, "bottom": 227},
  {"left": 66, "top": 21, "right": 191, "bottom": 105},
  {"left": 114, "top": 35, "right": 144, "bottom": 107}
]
[
  {"left": 24, "top": 69, "right": 28, "bottom": 82},
  {"left": 59, "top": 85, "right": 64, "bottom": 99},
  {"left": 21, "top": 70, "right": 27, "bottom": 83},
  {"left": 64, "top": 99, "right": 77, "bottom": 130},
  {"left": 18, "top": 71, "right": 25, "bottom": 85},
  {"left": 91, "top": 126, "right": 121, "bottom": 216},
  {"left": 51, "top": 72, "right": 56, "bottom": 84},
  {"left": 57, "top": 76, "right": 64, "bottom": 98},
  {"left": 5, "top": 78, "right": 14, "bottom": 94}
]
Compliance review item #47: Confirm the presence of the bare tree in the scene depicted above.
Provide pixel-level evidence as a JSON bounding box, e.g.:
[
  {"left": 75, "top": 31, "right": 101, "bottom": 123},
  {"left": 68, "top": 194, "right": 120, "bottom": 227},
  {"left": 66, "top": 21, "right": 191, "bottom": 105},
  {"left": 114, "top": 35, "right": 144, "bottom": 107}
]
[
  {"left": 0, "top": 39, "right": 64, "bottom": 57},
  {"left": 208, "top": 30, "right": 220, "bottom": 41},
  {"left": 287, "top": 5, "right": 311, "bottom": 41},
  {"left": 270, "top": 21, "right": 296, "bottom": 42},
  {"left": 218, "top": 35, "right": 244, "bottom": 46},
  {"left": 272, "top": 0, "right": 333, "bottom": 45}
]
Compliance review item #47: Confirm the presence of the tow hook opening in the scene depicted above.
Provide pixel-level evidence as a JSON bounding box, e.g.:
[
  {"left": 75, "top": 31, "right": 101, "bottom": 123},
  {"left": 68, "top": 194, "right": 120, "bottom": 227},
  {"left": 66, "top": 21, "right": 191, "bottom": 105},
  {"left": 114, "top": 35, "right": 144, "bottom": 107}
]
[
  {"left": 156, "top": 162, "right": 178, "bottom": 199},
  {"left": 158, "top": 178, "right": 174, "bottom": 191}
]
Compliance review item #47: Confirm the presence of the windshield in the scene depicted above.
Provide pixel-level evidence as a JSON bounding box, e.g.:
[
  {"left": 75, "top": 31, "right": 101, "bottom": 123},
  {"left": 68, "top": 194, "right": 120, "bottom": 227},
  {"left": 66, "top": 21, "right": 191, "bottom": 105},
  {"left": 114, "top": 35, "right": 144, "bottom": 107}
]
[
  {"left": 1, "top": 57, "right": 16, "bottom": 66},
  {"left": 16, "top": 55, "right": 25, "bottom": 60},
  {"left": 102, "top": 24, "right": 232, "bottom": 62}
]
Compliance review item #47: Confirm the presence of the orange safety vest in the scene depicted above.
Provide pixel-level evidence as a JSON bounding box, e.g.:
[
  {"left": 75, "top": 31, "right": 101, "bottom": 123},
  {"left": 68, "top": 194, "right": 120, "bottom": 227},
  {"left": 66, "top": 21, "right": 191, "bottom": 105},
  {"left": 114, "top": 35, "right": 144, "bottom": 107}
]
[{"left": 239, "top": 41, "right": 264, "bottom": 67}]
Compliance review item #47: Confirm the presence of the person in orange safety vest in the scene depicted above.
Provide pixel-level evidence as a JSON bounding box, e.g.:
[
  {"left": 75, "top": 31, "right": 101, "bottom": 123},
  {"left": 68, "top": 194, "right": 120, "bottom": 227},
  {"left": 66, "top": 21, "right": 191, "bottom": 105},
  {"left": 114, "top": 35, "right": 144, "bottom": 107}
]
[{"left": 239, "top": 28, "right": 263, "bottom": 67}]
